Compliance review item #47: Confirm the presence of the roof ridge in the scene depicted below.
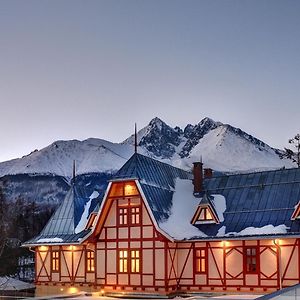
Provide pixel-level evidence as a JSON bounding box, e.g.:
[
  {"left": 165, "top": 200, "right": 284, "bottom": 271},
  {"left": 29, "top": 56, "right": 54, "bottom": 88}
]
[
  {"left": 207, "top": 166, "right": 300, "bottom": 180},
  {"left": 134, "top": 152, "right": 192, "bottom": 175}
]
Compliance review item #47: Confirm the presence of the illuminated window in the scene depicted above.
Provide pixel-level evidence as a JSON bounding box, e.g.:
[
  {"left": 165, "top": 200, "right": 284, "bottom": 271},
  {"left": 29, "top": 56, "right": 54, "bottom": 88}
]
[
  {"left": 86, "top": 250, "right": 95, "bottom": 272},
  {"left": 51, "top": 250, "right": 60, "bottom": 272},
  {"left": 124, "top": 183, "right": 138, "bottom": 196},
  {"left": 245, "top": 247, "right": 259, "bottom": 274},
  {"left": 195, "top": 248, "right": 206, "bottom": 273},
  {"left": 119, "top": 250, "right": 128, "bottom": 273},
  {"left": 109, "top": 182, "right": 139, "bottom": 197},
  {"left": 118, "top": 208, "right": 128, "bottom": 225},
  {"left": 118, "top": 205, "right": 141, "bottom": 226},
  {"left": 118, "top": 250, "right": 140, "bottom": 273},
  {"left": 131, "top": 250, "right": 140, "bottom": 273},
  {"left": 198, "top": 207, "right": 213, "bottom": 221},
  {"left": 131, "top": 207, "right": 140, "bottom": 224},
  {"left": 191, "top": 205, "right": 219, "bottom": 225}
]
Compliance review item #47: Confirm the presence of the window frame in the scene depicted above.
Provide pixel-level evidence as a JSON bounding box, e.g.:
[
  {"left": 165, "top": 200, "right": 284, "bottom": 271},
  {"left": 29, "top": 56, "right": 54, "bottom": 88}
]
[
  {"left": 130, "top": 206, "right": 141, "bottom": 225},
  {"left": 118, "top": 207, "right": 129, "bottom": 226},
  {"left": 118, "top": 249, "right": 141, "bottom": 274},
  {"left": 86, "top": 249, "right": 95, "bottom": 273},
  {"left": 194, "top": 247, "right": 207, "bottom": 274},
  {"left": 198, "top": 207, "right": 214, "bottom": 221},
  {"left": 118, "top": 249, "right": 129, "bottom": 273},
  {"left": 117, "top": 203, "right": 141, "bottom": 227},
  {"left": 244, "top": 246, "right": 259, "bottom": 274},
  {"left": 130, "top": 249, "right": 140, "bottom": 273},
  {"left": 51, "top": 250, "right": 60, "bottom": 273}
]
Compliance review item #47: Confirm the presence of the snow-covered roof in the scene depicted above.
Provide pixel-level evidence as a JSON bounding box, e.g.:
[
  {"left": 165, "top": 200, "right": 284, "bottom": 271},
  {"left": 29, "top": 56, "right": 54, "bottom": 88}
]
[
  {"left": 24, "top": 153, "right": 300, "bottom": 246},
  {"left": 0, "top": 276, "right": 35, "bottom": 291},
  {"left": 115, "top": 154, "right": 300, "bottom": 240},
  {"left": 23, "top": 184, "right": 105, "bottom": 246}
]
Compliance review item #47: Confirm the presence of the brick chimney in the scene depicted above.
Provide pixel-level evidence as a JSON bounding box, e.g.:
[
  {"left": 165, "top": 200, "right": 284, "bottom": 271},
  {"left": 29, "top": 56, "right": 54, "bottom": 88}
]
[
  {"left": 204, "top": 168, "right": 213, "bottom": 178},
  {"left": 193, "top": 162, "right": 203, "bottom": 194}
]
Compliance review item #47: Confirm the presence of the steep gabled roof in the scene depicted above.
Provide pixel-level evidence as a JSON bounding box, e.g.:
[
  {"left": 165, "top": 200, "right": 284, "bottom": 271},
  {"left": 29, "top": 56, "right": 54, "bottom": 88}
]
[
  {"left": 114, "top": 153, "right": 193, "bottom": 222},
  {"left": 23, "top": 184, "right": 105, "bottom": 246}
]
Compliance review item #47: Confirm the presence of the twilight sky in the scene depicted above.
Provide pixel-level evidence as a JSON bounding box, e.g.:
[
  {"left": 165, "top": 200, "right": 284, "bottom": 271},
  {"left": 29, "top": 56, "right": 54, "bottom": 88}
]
[{"left": 0, "top": 0, "right": 299, "bottom": 162}]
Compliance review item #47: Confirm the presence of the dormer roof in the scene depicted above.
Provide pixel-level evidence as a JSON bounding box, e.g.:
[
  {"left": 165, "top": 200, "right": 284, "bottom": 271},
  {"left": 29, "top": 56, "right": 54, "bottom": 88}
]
[{"left": 191, "top": 193, "right": 220, "bottom": 225}]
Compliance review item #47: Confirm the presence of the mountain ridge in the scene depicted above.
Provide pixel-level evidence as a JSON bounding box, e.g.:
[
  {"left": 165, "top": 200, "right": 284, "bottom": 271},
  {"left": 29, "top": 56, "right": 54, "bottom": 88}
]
[{"left": 0, "top": 117, "right": 294, "bottom": 178}]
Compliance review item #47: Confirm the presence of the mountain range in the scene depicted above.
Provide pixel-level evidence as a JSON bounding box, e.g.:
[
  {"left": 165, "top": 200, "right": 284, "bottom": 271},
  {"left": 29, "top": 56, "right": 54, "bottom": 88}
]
[
  {"left": 0, "top": 117, "right": 294, "bottom": 178},
  {"left": 0, "top": 116, "right": 295, "bottom": 267}
]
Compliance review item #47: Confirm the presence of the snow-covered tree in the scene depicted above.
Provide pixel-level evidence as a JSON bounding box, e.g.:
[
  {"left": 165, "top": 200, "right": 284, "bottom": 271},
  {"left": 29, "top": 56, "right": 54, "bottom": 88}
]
[{"left": 283, "top": 134, "right": 300, "bottom": 167}]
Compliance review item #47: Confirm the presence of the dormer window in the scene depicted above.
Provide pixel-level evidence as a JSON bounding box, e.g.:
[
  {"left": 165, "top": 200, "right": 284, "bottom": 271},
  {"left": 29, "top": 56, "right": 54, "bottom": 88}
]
[
  {"left": 291, "top": 201, "right": 300, "bottom": 220},
  {"left": 191, "top": 193, "right": 220, "bottom": 225},
  {"left": 198, "top": 207, "right": 213, "bottom": 221},
  {"left": 191, "top": 205, "right": 219, "bottom": 224}
]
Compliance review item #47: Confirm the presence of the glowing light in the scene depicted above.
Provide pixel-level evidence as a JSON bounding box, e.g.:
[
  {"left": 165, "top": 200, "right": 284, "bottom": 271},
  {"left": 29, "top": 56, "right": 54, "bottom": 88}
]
[
  {"left": 222, "top": 241, "right": 229, "bottom": 247},
  {"left": 60, "top": 288, "right": 64, "bottom": 292},
  {"left": 124, "top": 183, "right": 137, "bottom": 196},
  {"left": 273, "top": 239, "right": 281, "bottom": 246},
  {"left": 68, "top": 287, "right": 79, "bottom": 294},
  {"left": 39, "top": 246, "right": 48, "bottom": 251},
  {"left": 100, "top": 289, "right": 105, "bottom": 295},
  {"left": 69, "top": 245, "right": 76, "bottom": 251}
]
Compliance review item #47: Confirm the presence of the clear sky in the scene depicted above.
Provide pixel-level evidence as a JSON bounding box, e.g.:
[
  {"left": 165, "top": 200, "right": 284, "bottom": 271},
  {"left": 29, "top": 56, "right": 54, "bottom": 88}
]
[{"left": 0, "top": 0, "right": 299, "bottom": 162}]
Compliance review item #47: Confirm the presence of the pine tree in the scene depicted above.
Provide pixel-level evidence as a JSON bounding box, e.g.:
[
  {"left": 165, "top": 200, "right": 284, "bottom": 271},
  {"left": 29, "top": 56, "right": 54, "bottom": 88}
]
[{"left": 0, "top": 185, "right": 8, "bottom": 258}]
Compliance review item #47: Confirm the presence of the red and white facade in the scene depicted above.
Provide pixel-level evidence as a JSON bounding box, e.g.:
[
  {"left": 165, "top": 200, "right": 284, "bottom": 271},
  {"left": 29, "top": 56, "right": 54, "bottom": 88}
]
[{"left": 33, "top": 180, "right": 300, "bottom": 296}]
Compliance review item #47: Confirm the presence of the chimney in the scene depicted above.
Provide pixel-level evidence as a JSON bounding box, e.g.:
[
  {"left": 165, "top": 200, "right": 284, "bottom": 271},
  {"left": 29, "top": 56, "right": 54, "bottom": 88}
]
[
  {"left": 204, "top": 168, "right": 213, "bottom": 179},
  {"left": 193, "top": 162, "right": 203, "bottom": 194}
]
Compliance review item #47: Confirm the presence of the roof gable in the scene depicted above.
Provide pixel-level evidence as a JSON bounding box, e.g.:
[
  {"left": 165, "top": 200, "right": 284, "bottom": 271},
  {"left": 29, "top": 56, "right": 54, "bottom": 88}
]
[{"left": 114, "top": 153, "right": 193, "bottom": 223}]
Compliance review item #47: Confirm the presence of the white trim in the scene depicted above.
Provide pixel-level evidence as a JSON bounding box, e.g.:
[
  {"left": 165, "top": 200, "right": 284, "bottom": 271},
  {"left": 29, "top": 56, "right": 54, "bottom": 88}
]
[
  {"left": 81, "top": 179, "right": 174, "bottom": 244},
  {"left": 135, "top": 180, "right": 174, "bottom": 242},
  {"left": 22, "top": 242, "right": 81, "bottom": 247}
]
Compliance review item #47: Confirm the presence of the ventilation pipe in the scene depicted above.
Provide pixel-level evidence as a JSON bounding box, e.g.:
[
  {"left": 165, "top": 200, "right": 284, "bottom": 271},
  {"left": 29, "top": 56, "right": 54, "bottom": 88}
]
[{"left": 204, "top": 168, "right": 213, "bottom": 179}]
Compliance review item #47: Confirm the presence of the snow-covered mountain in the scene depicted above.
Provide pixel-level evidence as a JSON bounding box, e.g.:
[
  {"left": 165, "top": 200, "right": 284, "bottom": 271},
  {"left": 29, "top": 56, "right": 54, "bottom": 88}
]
[
  {"left": 0, "top": 117, "right": 294, "bottom": 178},
  {"left": 124, "top": 117, "right": 293, "bottom": 172},
  {"left": 0, "top": 139, "right": 133, "bottom": 178}
]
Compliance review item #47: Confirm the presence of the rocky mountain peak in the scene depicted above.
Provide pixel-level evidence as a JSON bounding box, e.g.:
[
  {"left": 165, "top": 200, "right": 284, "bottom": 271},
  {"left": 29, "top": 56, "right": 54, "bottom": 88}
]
[{"left": 138, "top": 117, "right": 182, "bottom": 159}]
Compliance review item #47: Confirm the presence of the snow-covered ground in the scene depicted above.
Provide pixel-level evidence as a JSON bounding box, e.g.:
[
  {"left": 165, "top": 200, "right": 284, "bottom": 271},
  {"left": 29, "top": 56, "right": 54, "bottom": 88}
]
[{"left": 46, "top": 294, "right": 262, "bottom": 300}]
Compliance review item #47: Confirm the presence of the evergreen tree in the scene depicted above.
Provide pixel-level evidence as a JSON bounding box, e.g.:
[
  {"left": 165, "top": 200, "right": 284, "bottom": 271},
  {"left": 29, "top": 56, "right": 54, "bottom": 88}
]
[{"left": 0, "top": 185, "right": 8, "bottom": 258}]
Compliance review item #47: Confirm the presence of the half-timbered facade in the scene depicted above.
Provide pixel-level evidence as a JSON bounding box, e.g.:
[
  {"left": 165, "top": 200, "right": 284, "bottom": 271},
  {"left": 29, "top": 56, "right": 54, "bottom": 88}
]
[{"left": 24, "top": 153, "right": 300, "bottom": 296}]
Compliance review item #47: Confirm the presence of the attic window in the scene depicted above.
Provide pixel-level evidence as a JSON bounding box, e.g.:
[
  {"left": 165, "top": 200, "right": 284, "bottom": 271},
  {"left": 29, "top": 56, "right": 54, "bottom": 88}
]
[
  {"left": 291, "top": 201, "right": 300, "bottom": 220},
  {"left": 199, "top": 207, "right": 213, "bottom": 221},
  {"left": 109, "top": 182, "right": 139, "bottom": 197},
  {"left": 191, "top": 205, "right": 219, "bottom": 225}
]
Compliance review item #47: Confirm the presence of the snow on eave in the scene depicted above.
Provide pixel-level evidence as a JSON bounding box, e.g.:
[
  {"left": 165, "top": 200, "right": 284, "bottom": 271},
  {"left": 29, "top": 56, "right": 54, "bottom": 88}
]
[
  {"left": 109, "top": 177, "right": 139, "bottom": 182},
  {"left": 74, "top": 190, "right": 99, "bottom": 234},
  {"left": 78, "top": 182, "right": 113, "bottom": 244},
  {"left": 159, "top": 179, "right": 208, "bottom": 240},
  {"left": 178, "top": 232, "right": 300, "bottom": 243},
  {"left": 22, "top": 241, "right": 82, "bottom": 247}
]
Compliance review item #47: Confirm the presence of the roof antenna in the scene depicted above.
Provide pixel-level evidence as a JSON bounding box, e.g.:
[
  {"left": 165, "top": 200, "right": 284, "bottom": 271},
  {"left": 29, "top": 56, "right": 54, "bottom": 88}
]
[
  {"left": 134, "top": 123, "right": 138, "bottom": 154},
  {"left": 72, "top": 160, "right": 76, "bottom": 185}
]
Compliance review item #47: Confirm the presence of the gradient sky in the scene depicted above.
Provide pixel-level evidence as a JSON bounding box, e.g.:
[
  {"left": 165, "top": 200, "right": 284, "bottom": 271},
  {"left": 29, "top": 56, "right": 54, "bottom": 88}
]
[{"left": 0, "top": 0, "right": 299, "bottom": 162}]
